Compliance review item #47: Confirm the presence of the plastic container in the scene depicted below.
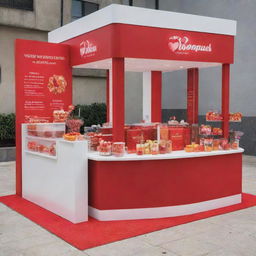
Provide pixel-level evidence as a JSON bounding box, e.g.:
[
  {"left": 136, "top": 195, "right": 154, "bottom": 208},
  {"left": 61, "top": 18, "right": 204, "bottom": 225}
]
[
  {"left": 98, "top": 141, "right": 112, "bottom": 156},
  {"left": 112, "top": 142, "right": 125, "bottom": 157},
  {"left": 26, "top": 138, "right": 56, "bottom": 156},
  {"left": 160, "top": 125, "right": 169, "bottom": 140},
  {"left": 159, "top": 140, "right": 167, "bottom": 154},
  {"left": 213, "top": 139, "right": 220, "bottom": 150},
  {"left": 204, "top": 138, "right": 213, "bottom": 152},
  {"left": 231, "top": 139, "right": 239, "bottom": 149},
  {"left": 220, "top": 138, "right": 229, "bottom": 150},
  {"left": 26, "top": 123, "right": 65, "bottom": 138},
  {"left": 151, "top": 142, "right": 159, "bottom": 155},
  {"left": 88, "top": 134, "right": 101, "bottom": 151},
  {"left": 136, "top": 144, "right": 145, "bottom": 155},
  {"left": 66, "top": 119, "right": 83, "bottom": 133},
  {"left": 166, "top": 140, "right": 172, "bottom": 153},
  {"left": 143, "top": 142, "right": 151, "bottom": 154},
  {"left": 53, "top": 110, "right": 69, "bottom": 123}
]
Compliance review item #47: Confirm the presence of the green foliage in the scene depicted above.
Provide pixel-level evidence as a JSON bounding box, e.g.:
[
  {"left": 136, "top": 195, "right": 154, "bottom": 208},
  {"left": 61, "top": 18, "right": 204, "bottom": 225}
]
[
  {"left": 0, "top": 113, "right": 16, "bottom": 141},
  {"left": 0, "top": 103, "right": 106, "bottom": 140},
  {"left": 74, "top": 103, "right": 107, "bottom": 131}
]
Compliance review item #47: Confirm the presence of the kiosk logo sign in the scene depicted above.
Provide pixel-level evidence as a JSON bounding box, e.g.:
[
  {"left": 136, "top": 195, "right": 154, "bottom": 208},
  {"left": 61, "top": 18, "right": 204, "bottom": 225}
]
[
  {"left": 80, "top": 40, "right": 97, "bottom": 58},
  {"left": 168, "top": 36, "right": 212, "bottom": 54}
]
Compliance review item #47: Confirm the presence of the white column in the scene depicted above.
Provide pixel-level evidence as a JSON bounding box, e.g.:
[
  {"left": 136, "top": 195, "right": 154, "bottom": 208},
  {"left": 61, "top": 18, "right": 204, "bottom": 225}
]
[{"left": 143, "top": 72, "right": 151, "bottom": 122}]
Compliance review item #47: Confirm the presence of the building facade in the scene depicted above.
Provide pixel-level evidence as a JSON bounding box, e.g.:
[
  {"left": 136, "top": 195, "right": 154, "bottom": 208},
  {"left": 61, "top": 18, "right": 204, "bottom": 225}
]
[{"left": 1, "top": 0, "right": 255, "bottom": 154}]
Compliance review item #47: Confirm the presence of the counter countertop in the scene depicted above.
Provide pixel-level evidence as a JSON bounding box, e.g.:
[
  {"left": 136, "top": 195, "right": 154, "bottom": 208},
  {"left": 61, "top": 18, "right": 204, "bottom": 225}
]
[{"left": 87, "top": 148, "right": 244, "bottom": 161}]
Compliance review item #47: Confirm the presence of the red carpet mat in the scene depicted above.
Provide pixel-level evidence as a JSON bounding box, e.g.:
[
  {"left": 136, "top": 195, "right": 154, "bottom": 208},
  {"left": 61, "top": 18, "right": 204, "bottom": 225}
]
[{"left": 0, "top": 193, "right": 256, "bottom": 250}]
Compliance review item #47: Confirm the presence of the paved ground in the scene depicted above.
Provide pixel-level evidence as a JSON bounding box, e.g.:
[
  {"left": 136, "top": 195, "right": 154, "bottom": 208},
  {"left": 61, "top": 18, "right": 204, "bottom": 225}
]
[{"left": 0, "top": 155, "right": 256, "bottom": 256}]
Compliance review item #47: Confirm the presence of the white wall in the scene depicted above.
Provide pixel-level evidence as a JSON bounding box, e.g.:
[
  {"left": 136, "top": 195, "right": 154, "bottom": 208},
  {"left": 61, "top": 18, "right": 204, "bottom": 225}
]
[
  {"left": 73, "top": 76, "right": 106, "bottom": 105},
  {"left": 0, "top": 26, "right": 47, "bottom": 114},
  {"left": 159, "top": 0, "right": 256, "bottom": 116}
]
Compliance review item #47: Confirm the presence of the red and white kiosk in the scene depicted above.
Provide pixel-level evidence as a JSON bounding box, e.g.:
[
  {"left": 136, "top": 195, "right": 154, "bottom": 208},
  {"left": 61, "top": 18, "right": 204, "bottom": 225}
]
[{"left": 16, "top": 5, "right": 243, "bottom": 223}]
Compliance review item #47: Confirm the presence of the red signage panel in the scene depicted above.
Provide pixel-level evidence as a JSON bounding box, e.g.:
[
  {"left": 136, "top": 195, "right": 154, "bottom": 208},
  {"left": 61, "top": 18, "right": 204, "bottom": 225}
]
[
  {"left": 65, "top": 24, "right": 234, "bottom": 66},
  {"left": 15, "top": 39, "right": 72, "bottom": 195}
]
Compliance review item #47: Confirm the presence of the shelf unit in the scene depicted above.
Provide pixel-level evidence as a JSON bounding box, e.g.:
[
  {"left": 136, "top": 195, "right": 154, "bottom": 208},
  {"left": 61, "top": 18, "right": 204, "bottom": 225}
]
[{"left": 25, "top": 150, "right": 57, "bottom": 160}]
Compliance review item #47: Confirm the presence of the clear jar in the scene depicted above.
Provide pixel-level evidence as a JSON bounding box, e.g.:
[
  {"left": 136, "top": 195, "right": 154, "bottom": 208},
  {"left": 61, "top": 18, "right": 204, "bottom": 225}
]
[
  {"left": 151, "top": 142, "right": 159, "bottom": 155},
  {"left": 98, "top": 141, "right": 112, "bottom": 156},
  {"left": 204, "top": 139, "right": 213, "bottom": 152},
  {"left": 159, "top": 140, "right": 167, "bottom": 154},
  {"left": 231, "top": 139, "right": 239, "bottom": 150},
  {"left": 112, "top": 142, "right": 125, "bottom": 157},
  {"left": 166, "top": 140, "right": 172, "bottom": 153}
]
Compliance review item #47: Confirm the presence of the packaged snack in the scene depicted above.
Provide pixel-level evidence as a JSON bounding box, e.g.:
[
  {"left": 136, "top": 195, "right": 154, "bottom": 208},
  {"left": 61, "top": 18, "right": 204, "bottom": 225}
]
[
  {"left": 220, "top": 138, "right": 229, "bottom": 150},
  {"left": 185, "top": 145, "right": 193, "bottom": 152},
  {"left": 151, "top": 142, "right": 159, "bottom": 155},
  {"left": 204, "top": 138, "right": 213, "bottom": 152},
  {"left": 144, "top": 143, "right": 151, "bottom": 154},
  {"left": 231, "top": 139, "right": 239, "bottom": 150},
  {"left": 213, "top": 139, "right": 220, "bottom": 150},
  {"left": 159, "top": 140, "right": 167, "bottom": 154},
  {"left": 212, "top": 127, "right": 223, "bottom": 135},
  {"left": 63, "top": 132, "right": 81, "bottom": 141},
  {"left": 200, "top": 125, "right": 212, "bottom": 135},
  {"left": 160, "top": 125, "right": 169, "bottom": 140},
  {"left": 53, "top": 110, "right": 69, "bottom": 123},
  {"left": 136, "top": 144, "right": 144, "bottom": 155},
  {"left": 206, "top": 111, "right": 223, "bottom": 121},
  {"left": 229, "top": 112, "right": 242, "bottom": 122},
  {"left": 166, "top": 140, "right": 172, "bottom": 153}
]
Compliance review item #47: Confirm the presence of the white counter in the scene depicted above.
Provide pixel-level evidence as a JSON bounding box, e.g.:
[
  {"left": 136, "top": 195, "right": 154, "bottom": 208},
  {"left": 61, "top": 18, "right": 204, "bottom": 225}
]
[
  {"left": 88, "top": 148, "right": 244, "bottom": 161},
  {"left": 22, "top": 125, "right": 88, "bottom": 224}
]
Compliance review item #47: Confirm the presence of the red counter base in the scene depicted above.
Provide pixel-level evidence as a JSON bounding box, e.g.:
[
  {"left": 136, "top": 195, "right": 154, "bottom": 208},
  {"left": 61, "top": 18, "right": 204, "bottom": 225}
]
[{"left": 88, "top": 153, "right": 242, "bottom": 220}]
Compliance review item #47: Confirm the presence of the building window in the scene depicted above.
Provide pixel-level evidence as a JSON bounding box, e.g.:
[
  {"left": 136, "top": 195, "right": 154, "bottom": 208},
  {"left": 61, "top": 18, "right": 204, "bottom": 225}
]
[
  {"left": 72, "top": 0, "right": 99, "bottom": 21},
  {"left": 0, "top": 0, "right": 33, "bottom": 11}
]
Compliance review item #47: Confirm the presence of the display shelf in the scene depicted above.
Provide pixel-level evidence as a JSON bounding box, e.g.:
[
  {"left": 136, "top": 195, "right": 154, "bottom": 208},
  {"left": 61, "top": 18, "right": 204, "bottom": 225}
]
[
  {"left": 206, "top": 120, "right": 223, "bottom": 122},
  {"left": 199, "top": 134, "right": 222, "bottom": 137},
  {"left": 26, "top": 135, "right": 62, "bottom": 142},
  {"left": 87, "top": 148, "right": 244, "bottom": 161},
  {"left": 205, "top": 120, "right": 242, "bottom": 123},
  {"left": 59, "top": 140, "right": 86, "bottom": 144},
  {"left": 25, "top": 150, "right": 57, "bottom": 160}
]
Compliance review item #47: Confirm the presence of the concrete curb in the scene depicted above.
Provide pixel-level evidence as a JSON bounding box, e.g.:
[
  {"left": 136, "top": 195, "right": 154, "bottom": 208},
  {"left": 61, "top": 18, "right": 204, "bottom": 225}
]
[{"left": 0, "top": 147, "right": 16, "bottom": 162}]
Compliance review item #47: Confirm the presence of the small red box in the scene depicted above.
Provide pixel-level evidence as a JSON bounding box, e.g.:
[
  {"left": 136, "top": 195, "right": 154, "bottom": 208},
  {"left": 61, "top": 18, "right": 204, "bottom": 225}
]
[{"left": 168, "top": 127, "right": 185, "bottom": 151}]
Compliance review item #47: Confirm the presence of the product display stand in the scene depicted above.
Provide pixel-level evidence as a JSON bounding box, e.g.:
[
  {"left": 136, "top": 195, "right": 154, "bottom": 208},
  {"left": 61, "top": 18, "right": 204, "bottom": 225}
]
[
  {"left": 15, "top": 5, "right": 242, "bottom": 222},
  {"left": 22, "top": 125, "right": 88, "bottom": 223}
]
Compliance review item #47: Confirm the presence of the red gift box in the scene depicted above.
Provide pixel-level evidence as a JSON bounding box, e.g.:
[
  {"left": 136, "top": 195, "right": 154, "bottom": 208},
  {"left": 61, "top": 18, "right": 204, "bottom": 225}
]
[{"left": 168, "top": 127, "right": 185, "bottom": 151}]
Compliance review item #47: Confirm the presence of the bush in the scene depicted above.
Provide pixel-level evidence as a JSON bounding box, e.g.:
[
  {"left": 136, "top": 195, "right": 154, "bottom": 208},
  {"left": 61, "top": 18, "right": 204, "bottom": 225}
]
[
  {"left": 0, "top": 113, "right": 16, "bottom": 146},
  {"left": 74, "top": 103, "right": 107, "bottom": 132}
]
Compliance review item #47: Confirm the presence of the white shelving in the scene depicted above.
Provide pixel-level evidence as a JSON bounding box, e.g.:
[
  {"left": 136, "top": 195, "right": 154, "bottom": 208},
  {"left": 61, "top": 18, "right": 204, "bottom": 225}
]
[{"left": 25, "top": 150, "right": 57, "bottom": 160}]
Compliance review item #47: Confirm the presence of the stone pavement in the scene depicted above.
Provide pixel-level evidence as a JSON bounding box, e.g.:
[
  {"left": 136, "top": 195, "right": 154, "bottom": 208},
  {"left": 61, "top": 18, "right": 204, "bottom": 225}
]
[{"left": 0, "top": 156, "right": 256, "bottom": 256}]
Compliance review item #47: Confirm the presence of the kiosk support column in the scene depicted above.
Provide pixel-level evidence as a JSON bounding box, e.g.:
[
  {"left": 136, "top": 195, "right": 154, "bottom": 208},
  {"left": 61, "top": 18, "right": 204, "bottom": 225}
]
[
  {"left": 187, "top": 68, "right": 199, "bottom": 124},
  {"left": 112, "top": 58, "right": 125, "bottom": 142},
  {"left": 106, "top": 70, "right": 110, "bottom": 122},
  {"left": 222, "top": 64, "right": 230, "bottom": 139},
  {"left": 151, "top": 71, "right": 162, "bottom": 122}
]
